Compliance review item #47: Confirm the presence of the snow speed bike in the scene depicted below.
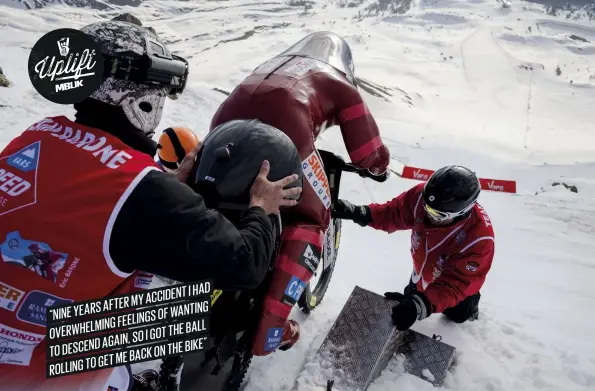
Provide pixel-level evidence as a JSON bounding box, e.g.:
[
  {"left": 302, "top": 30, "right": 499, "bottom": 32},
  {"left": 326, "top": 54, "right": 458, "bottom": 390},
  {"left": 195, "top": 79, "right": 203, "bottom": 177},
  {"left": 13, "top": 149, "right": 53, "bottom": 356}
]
[{"left": 154, "top": 149, "right": 388, "bottom": 391}]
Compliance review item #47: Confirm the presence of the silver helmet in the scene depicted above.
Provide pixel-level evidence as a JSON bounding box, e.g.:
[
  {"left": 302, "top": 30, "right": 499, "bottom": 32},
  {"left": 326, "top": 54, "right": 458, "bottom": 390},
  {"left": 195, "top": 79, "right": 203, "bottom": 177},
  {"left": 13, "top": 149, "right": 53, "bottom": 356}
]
[
  {"left": 276, "top": 31, "right": 356, "bottom": 85},
  {"left": 80, "top": 21, "right": 189, "bottom": 136}
]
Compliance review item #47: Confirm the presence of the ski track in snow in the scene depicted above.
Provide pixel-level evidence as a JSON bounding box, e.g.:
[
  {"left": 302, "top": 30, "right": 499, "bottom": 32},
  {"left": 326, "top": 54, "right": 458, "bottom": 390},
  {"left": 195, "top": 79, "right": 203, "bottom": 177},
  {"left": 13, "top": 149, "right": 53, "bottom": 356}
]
[{"left": 1, "top": 0, "right": 595, "bottom": 390}]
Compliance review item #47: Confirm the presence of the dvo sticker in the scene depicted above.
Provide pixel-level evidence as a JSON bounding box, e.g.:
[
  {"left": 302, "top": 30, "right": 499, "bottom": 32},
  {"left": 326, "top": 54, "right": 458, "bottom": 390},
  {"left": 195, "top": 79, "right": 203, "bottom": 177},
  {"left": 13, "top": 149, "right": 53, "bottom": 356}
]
[
  {"left": 264, "top": 327, "right": 284, "bottom": 352},
  {"left": 0, "top": 323, "right": 45, "bottom": 366},
  {"left": 16, "top": 290, "right": 73, "bottom": 327},
  {"left": 302, "top": 151, "right": 331, "bottom": 209},
  {"left": 0, "top": 281, "right": 24, "bottom": 312},
  {"left": 283, "top": 276, "right": 306, "bottom": 304}
]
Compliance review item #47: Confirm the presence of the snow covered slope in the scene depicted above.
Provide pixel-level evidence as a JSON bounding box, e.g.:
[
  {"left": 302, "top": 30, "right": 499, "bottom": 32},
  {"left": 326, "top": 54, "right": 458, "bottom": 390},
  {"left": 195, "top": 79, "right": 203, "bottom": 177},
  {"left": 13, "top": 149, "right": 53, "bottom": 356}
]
[{"left": 1, "top": 0, "right": 595, "bottom": 390}]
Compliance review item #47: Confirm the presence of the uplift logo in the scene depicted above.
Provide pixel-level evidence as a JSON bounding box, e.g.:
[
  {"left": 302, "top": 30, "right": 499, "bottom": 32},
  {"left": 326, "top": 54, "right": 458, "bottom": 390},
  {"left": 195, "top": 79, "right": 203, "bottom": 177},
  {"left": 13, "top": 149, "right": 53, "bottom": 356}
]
[{"left": 28, "top": 28, "right": 104, "bottom": 105}]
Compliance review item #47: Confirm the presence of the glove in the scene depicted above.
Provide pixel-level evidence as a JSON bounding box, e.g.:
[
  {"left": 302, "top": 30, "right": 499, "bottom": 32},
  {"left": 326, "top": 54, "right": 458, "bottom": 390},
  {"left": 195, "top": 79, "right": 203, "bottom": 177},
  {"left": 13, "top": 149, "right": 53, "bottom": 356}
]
[
  {"left": 332, "top": 199, "right": 372, "bottom": 227},
  {"left": 384, "top": 291, "right": 431, "bottom": 331}
]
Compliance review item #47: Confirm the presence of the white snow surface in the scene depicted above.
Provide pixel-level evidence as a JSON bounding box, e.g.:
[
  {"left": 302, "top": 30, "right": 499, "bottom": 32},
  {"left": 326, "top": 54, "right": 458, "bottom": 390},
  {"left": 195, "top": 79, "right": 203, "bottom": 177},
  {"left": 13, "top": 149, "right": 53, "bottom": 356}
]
[{"left": 1, "top": 0, "right": 595, "bottom": 390}]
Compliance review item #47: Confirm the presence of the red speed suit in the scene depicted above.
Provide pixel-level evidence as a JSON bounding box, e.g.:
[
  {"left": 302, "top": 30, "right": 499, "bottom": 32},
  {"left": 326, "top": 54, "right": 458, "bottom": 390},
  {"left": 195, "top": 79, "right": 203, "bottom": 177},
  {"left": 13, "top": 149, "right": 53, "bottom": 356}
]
[
  {"left": 210, "top": 50, "right": 390, "bottom": 355},
  {"left": 367, "top": 183, "right": 495, "bottom": 313}
]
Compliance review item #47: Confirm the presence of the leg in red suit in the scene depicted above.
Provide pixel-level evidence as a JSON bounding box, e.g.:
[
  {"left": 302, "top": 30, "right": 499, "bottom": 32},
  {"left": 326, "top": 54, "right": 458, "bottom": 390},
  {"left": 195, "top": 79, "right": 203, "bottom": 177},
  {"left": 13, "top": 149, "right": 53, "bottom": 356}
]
[{"left": 252, "top": 149, "right": 330, "bottom": 356}]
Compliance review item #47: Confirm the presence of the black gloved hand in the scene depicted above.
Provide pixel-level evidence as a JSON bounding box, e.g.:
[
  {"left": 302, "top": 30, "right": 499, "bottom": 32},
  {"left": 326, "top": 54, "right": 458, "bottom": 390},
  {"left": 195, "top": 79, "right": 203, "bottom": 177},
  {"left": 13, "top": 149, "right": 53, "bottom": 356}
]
[
  {"left": 384, "top": 291, "right": 430, "bottom": 331},
  {"left": 332, "top": 199, "right": 372, "bottom": 227}
]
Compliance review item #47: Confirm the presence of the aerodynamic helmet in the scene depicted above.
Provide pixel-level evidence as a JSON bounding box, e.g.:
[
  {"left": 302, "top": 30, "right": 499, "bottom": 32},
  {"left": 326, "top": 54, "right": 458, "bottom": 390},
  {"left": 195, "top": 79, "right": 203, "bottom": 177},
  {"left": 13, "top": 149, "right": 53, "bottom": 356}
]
[
  {"left": 422, "top": 165, "right": 481, "bottom": 222},
  {"left": 275, "top": 31, "right": 357, "bottom": 86},
  {"left": 80, "top": 21, "right": 189, "bottom": 136},
  {"left": 193, "top": 119, "right": 303, "bottom": 210}
]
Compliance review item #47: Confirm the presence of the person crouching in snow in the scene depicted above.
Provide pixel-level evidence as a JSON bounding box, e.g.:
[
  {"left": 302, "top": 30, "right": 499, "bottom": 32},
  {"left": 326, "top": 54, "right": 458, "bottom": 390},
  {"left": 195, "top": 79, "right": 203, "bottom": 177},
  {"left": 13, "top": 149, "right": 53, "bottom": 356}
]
[{"left": 332, "top": 166, "right": 495, "bottom": 331}]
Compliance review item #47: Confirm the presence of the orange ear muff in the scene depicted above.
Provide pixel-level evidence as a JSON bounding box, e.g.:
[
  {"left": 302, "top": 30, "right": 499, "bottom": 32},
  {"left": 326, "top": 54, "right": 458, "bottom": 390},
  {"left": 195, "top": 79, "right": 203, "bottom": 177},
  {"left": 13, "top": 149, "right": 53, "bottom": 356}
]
[{"left": 164, "top": 127, "right": 188, "bottom": 164}]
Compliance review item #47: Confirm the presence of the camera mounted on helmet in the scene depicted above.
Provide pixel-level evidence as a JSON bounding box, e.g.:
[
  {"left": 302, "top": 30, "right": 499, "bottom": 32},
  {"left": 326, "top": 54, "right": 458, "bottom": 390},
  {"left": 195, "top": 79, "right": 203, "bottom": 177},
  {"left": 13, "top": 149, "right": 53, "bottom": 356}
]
[{"left": 101, "top": 36, "right": 189, "bottom": 99}]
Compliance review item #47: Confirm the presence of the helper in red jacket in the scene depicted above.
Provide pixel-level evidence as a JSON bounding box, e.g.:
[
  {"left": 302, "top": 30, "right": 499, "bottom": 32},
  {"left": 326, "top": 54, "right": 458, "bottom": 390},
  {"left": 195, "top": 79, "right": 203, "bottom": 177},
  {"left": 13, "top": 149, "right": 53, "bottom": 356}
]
[
  {"left": 209, "top": 31, "right": 391, "bottom": 355},
  {"left": 333, "top": 166, "right": 495, "bottom": 331}
]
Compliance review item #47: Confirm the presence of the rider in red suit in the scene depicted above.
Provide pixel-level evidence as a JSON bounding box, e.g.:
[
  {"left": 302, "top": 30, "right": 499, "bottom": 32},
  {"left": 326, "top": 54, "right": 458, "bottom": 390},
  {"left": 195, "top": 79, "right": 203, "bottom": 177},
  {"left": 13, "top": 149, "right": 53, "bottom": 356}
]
[
  {"left": 209, "top": 31, "right": 391, "bottom": 356},
  {"left": 333, "top": 166, "right": 495, "bottom": 331}
]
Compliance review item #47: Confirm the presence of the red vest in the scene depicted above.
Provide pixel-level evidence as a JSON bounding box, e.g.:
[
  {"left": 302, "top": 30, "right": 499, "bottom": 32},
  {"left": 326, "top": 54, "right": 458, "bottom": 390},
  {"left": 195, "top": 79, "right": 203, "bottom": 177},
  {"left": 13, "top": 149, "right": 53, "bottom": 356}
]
[{"left": 0, "top": 116, "right": 159, "bottom": 390}]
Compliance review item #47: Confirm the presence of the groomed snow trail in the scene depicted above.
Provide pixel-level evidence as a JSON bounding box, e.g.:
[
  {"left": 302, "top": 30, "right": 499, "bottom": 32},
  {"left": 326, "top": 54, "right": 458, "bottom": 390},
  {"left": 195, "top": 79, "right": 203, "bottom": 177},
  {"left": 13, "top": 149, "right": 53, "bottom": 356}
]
[{"left": 1, "top": 0, "right": 595, "bottom": 390}]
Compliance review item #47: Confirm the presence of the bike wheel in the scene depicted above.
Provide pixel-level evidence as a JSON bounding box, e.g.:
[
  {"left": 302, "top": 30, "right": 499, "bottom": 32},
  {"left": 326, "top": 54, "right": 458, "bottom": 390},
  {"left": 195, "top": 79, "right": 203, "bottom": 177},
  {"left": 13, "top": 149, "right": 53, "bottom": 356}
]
[{"left": 298, "top": 218, "right": 341, "bottom": 313}]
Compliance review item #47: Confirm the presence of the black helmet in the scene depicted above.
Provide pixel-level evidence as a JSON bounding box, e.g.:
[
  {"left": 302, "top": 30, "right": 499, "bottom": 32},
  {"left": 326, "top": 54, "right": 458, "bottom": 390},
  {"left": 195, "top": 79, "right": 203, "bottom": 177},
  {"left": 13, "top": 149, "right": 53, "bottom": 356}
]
[
  {"left": 422, "top": 166, "right": 480, "bottom": 221},
  {"left": 193, "top": 119, "right": 303, "bottom": 210},
  {"left": 275, "top": 31, "right": 356, "bottom": 86}
]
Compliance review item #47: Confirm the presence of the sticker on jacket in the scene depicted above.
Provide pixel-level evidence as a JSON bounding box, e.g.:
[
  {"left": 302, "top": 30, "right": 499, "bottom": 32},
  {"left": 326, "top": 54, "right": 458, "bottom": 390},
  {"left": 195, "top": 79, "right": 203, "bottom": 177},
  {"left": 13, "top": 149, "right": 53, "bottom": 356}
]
[
  {"left": 302, "top": 151, "right": 331, "bottom": 209},
  {"left": 264, "top": 327, "right": 284, "bottom": 352},
  {"left": 0, "top": 141, "right": 40, "bottom": 217},
  {"left": 16, "top": 290, "right": 73, "bottom": 327},
  {"left": 0, "top": 323, "right": 45, "bottom": 366},
  {"left": 0, "top": 281, "right": 24, "bottom": 312},
  {"left": 0, "top": 231, "right": 68, "bottom": 284}
]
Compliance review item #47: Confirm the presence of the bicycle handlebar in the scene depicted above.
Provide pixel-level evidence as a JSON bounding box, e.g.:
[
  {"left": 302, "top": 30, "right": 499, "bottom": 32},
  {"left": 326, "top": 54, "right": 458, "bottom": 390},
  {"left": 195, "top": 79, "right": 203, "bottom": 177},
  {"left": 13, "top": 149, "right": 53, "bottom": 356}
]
[{"left": 341, "top": 162, "right": 389, "bottom": 183}]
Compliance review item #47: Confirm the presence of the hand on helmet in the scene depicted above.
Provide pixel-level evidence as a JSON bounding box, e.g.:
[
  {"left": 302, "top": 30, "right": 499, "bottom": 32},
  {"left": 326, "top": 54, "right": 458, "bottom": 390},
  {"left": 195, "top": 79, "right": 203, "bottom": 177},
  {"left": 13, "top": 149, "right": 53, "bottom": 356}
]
[
  {"left": 332, "top": 199, "right": 372, "bottom": 227},
  {"left": 174, "top": 143, "right": 203, "bottom": 184},
  {"left": 249, "top": 160, "right": 302, "bottom": 215}
]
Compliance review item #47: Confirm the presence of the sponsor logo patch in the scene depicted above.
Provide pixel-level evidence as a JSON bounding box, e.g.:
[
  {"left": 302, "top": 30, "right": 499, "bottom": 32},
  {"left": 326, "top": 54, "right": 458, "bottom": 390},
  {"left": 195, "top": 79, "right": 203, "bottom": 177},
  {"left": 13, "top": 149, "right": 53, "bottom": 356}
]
[
  {"left": 466, "top": 261, "right": 479, "bottom": 272},
  {"left": 301, "top": 151, "right": 331, "bottom": 209},
  {"left": 0, "top": 323, "right": 45, "bottom": 366},
  {"left": 298, "top": 244, "right": 321, "bottom": 274},
  {"left": 0, "top": 142, "right": 40, "bottom": 217},
  {"left": 0, "top": 281, "right": 24, "bottom": 312},
  {"left": 282, "top": 276, "right": 306, "bottom": 304},
  {"left": 264, "top": 327, "right": 284, "bottom": 352},
  {"left": 16, "top": 290, "right": 73, "bottom": 327}
]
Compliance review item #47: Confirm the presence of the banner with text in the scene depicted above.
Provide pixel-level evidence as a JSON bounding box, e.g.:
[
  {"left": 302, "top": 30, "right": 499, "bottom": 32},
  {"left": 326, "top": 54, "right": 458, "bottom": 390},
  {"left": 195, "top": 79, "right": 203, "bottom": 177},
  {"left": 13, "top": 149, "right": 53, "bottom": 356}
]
[{"left": 400, "top": 166, "right": 517, "bottom": 194}]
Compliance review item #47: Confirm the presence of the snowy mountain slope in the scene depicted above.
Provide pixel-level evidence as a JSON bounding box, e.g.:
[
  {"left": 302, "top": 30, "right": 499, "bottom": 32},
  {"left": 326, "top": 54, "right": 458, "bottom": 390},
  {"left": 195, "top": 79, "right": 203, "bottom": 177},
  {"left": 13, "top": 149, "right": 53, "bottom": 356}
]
[{"left": 1, "top": 0, "right": 595, "bottom": 390}]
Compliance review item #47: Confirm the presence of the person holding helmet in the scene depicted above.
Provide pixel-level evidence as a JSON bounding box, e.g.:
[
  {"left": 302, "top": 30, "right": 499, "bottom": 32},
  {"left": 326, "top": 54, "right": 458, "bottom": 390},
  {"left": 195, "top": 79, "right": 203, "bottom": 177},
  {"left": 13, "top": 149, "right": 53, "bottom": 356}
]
[
  {"left": 0, "top": 20, "right": 301, "bottom": 391},
  {"left": 209, "top": 31, "right": 391, "bottom": 356},
  {"left": 333, "top": 166, "right": 495, "bottom": 331},
  {"left": 157, "top": 126, "right": 201, "bottom": 173}
]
